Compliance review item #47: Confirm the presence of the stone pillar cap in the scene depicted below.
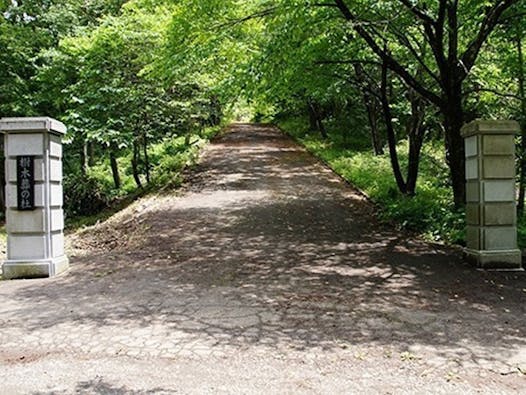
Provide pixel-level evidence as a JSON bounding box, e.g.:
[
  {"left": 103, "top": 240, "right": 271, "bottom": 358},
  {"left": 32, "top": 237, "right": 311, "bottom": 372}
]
[
  {"left": 461, "top": 120, "right": 520, "bottom": 138},
  {"left": 0, "top": 117, "right": 67, "bottom": 135}
]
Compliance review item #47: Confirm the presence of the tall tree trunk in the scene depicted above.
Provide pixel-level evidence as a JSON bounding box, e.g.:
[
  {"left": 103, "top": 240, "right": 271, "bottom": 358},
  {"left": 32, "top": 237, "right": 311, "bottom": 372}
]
[
  {"left": 516, "top": 29, "right": 526, "bottom": 213},
  {"left": 80, "top": 140, "right": 89, "bottom": 176},
  {"left": 317, "top": 116, "right": 328, "bottom": 140},
  {"left": 307, "top": 100, "right": 328, "bottom": 139},
  {"left": 131, "top": 140, "right": 142, "bottom": 189},
  {"left": 143, "top": 133, "right": 150, "bottom": 184},
  {"left": 109, "top": 150, "right": 121, "bottom": 190},
  {"left": 381, "top": 61, "right": 427, "bottom": 196},
  {"left": 381, "top": 61, "right": 407, "bottom": 194},
  {"left": 307, "top": 101, "right": 318, "bottom": 131},
  {"left": 354, "top": 63, "right": 384, "bottom": 155},
  {"left": 442, "top": 85, "right": 466, "bottom": 208},
  {"left": 405, "top": 93, "right": 426, "bottom": 195},
  {"left": 87, "top": 142, "right": 95, "bottom": 167},
  {"left": 406, "top": 135, "right": 424, "bottom": 195},
  {"left": 365, "top": 97, "right": 383, "bottom": 155}
]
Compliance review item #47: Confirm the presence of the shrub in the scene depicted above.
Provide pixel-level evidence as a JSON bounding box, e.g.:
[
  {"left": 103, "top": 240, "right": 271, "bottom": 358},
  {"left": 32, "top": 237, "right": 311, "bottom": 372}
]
[{"left": 64, "top": 172, "right": 110, "bottom": 218}]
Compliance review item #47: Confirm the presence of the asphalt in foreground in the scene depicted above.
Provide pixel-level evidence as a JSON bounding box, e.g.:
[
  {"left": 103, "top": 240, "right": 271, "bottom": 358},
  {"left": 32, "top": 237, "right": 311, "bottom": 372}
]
[{"left": 0, "top": 124, "right": 525, "bottom": 394}]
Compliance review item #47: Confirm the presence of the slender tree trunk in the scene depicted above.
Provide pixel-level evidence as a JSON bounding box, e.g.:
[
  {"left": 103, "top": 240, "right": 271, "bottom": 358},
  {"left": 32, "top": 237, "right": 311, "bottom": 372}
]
[
  {"left": 406, "top": 94, "right": 426, "bottom": 195},
  {"left": 109, "top": 150, "right": 121, "bottom": 190},
  {"left": 131, "top": 140, "right": 142, "bottom": 189},
  {"left": 316, "top": 116, "right": 328, "bottom": 140},
  {"left": 365, "top": 98, "right": 383, "bottom": 155},
  {"left": 80, "top": 144, "right": 86, "bottom": 176},
  {"left": 143, "top": 133, "right": 150, "bottom": 184},
  {"left": 516, "top": 29, "right": 526, "bottom": 213},
  {"left": 80, "top": 140, "right": 89, "bottom": 176},
  {"left": 307, "top": 101, "right": 318, "bottom": 131},
  {"left": 307, "top": 100, "right": 328, "bottom": 139},
  {"left": 87, "top": 142, "right": 95, "bottom": 167},
  {"left": 209, "top": 94, "right": 221, "bottom": 126},
  {"left": 442, "top": 85, "right": 466, "bottom": 208},
  {"left": 354, "top": 63, "right": 384, "bottom": 155},
  {"left": 380, "top": 61, "right": 427, "bottom": 196},
  {"left": 406, "top": 136, "right": 424, "bottom": 195},
  {"left": 381, "top": 61, "right": 407, "bottom": 194}
]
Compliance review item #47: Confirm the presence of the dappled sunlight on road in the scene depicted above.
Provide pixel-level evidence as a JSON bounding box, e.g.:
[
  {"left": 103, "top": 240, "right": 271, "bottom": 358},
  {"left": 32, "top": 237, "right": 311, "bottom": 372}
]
[{"left": 0, "top": 124, "right": 525, "bottom": 392}]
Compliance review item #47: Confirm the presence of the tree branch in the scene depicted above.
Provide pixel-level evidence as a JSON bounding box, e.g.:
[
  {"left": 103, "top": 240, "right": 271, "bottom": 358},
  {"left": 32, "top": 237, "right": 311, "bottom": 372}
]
[
  {"left": 390, "top": 28, "right": 441, "bottom": 87},
  {"left": 398, "top": 0, "right": 436, "bottom": 25},
  {"left": 311, "top": 3, "right": 339, "bottom": 7},
  {"left": 498, "top": 11, "right": 526, "bottom": 23},
  {"left": 465, "top": 87, "right": 521, "bottom": 100},
  {"left": 333, "top": 0, "right": 444, "bottom": 107},
  {"left": 421, "top": 1, "right": 448, "bottom": 78},
  {"left": 215, "top": 7, "right": 278, "bottom": 28},
  {"left": 315, "top": 59, "right": 382, "bottom": 66},
  {"left": 447, "top": 0, "right": 459, "bottom": 65},
  {"left": 460, "top": 0, "right": 520, "bottom": 80}
]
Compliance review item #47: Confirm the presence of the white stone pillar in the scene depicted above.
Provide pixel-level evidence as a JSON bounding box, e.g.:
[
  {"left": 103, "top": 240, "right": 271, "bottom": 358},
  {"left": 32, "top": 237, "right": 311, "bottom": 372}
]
[
  {"left": 0, "top": 117, "right": 68, "bottom": 279},
  {"left": 462, "top": 120, "right": 522, "bottom": 269}
]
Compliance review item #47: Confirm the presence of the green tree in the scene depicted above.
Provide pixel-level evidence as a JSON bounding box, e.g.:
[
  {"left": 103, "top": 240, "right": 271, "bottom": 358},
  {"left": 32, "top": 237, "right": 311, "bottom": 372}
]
[{"left": 330, "top": 0, "right": 521, "bottom": 207}]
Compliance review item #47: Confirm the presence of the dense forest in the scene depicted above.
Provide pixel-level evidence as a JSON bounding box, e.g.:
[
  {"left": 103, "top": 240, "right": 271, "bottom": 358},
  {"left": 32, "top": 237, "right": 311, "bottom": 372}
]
[{"left": 0, "top": 0, "right": 525, "bottom": 244}]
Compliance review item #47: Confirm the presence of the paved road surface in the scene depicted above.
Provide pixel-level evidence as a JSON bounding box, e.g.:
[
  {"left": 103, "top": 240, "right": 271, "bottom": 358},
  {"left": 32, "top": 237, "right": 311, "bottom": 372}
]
[{"left": 0, "top": 124, "right": 525, "bottom": 394}]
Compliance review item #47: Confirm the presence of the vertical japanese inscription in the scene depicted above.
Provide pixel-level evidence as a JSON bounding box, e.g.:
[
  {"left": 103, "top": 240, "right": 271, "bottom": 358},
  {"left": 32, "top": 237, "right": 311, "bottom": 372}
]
[{"left": 16, "top": 155, "right": 35, "bottom": 211}]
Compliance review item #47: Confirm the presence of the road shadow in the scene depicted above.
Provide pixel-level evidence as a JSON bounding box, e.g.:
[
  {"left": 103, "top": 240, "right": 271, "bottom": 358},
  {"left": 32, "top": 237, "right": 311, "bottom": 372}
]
[
  {"left": 1, "top": 124, "right": 525, "bottom": 376},
  {"left": 33, "top": 378, "right": 174, "bottom": 395}
]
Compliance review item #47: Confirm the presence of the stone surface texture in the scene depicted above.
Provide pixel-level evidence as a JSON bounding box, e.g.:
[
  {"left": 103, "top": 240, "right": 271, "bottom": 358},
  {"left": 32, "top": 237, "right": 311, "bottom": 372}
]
[
  {"left": 0, "top": 124, "right": 525, "bottom": 394},
  {"left": 462, "top": 120, "right": 522, "bottom": 269},
  {"left": 0, "top": 117, "right": 68, "bottom": 279}
]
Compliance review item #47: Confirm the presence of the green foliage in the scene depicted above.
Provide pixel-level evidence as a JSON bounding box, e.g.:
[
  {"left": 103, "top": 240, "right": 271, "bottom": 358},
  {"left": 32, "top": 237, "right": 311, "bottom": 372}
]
[
  {"left": 1, "top": 0, "right": 525, "bottom": 243},
  {"left": 64, "top": 172, "right": 111, "bottom": 217},
  {"left": 63, "top": 127, "right": 220, "bottom": 219},
  {"left": 0, "top": 0, "right": 227, "bottom": 220},
  {"left": 148, "top": 134, "right": 207, "bottom": 188},
  {"left": 517, "top": 215, "right": 526, "bottom": 249},
  {"left": 0, "top": 18, "right": 42, "bottom": 115}
]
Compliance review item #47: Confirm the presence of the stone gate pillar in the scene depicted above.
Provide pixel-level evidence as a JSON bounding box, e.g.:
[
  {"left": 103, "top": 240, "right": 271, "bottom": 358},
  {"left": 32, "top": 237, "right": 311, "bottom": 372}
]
[
  {"left": 462, "top": 120, "right": 522, "bottom": 269},
  {"left": 0, "top": 117, "right": 68, "bottom": 279}
]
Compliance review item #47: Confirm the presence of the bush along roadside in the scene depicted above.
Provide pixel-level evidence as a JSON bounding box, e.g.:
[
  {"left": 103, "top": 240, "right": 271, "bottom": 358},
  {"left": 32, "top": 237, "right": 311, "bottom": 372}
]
[
  {"left": 64, "top": 125, "right": 221, "bottom": 229},
  {"left": 278, "top": 117, "right": 466, "bottom": 246}
]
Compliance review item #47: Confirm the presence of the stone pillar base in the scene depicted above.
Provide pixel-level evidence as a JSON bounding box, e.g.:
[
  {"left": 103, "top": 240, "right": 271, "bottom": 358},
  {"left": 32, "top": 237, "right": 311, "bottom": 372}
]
[
  {"left": 464, "top": 249, "right": 522, "bottom": 270},
  {"left": 2, "top": 256, "right": 69, "bottom": 279}
]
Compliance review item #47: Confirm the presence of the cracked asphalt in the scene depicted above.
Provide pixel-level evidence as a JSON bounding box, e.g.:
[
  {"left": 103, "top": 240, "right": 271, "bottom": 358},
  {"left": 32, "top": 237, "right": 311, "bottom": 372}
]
[{"left": 0, "top": 124, "right": 525, "bottom": 394}]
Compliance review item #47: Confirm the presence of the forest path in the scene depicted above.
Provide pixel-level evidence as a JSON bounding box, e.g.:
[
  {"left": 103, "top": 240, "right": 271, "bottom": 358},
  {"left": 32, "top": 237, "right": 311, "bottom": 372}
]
[{"left": 0, "top": 124, "right": 525, "bottom": 393}]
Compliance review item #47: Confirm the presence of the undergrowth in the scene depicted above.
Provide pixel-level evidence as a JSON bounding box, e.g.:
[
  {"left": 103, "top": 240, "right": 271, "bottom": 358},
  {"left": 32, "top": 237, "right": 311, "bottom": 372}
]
[{"left": 65, "top": 126, "right": 221, "bottom": 228}]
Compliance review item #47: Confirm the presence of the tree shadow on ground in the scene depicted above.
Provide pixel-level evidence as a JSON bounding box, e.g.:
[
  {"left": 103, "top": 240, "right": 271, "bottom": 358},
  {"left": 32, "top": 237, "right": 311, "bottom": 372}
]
[
  {"left": 1, "top": 124, "right": 525, "bottom": 375},
  {"left": 33, "top": 377, "right": 173, "bottom": 395}
]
